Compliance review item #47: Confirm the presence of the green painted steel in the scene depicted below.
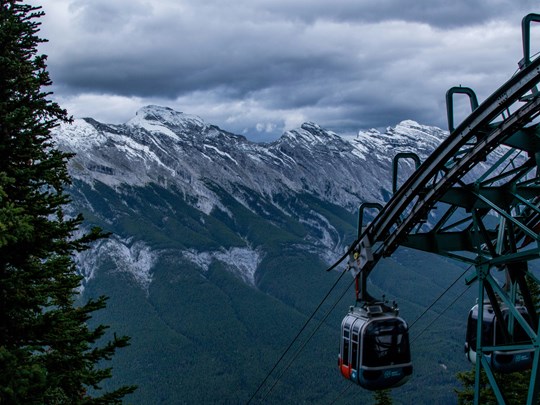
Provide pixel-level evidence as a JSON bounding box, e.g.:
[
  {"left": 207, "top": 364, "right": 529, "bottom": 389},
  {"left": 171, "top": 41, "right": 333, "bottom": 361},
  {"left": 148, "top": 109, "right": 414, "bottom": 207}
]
[
  {"left": 520, "top": 13, "right": 540, "bottom": 69},
  {"left": 446, "top": 86, "right": 479, "bottom": 133},
  {"left": 357, "top": 202, "right": 383, "bottom": 239},
  {"left": 392, "top": 152, "right": 421, "bottom": 194},
  {"left": 345, "top": 13, "right": 540, "bottom": 404}
]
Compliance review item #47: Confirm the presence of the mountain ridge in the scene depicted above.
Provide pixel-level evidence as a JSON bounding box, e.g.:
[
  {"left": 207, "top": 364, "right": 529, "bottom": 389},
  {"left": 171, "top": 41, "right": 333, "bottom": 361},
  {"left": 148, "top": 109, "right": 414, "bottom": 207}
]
[{"left": 54, "top": 105, "right": 448, "bottom": 211}]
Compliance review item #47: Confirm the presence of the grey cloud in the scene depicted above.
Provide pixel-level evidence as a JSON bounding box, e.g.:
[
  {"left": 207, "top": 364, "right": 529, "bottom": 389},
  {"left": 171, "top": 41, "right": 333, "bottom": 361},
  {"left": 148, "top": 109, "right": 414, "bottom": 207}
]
[
  {"left": 188, "top": 0, "right": 538, "bottom": 28},
  {"left": 67, "top": 0, "right": 150, "bottom": 31},
  {"left": 39, "top": 0, "right": 540, "bottom": 141},
  {"left": 48, "top": 16, "right": 355, "bottom": 100}
]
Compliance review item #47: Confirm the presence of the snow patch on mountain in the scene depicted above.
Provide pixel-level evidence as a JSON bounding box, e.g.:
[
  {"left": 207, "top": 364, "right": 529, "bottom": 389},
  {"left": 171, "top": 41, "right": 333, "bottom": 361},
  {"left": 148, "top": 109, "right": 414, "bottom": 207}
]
[
  {"left": 54, "top": 119, "right": 108, "bottom": 151},
  {"left": 300, "top": 210, "right": 340, "bottom": 250},
  {"left": 75, "top": 237, "right": 157, "bottom": 293},
  {"left": 183, "top": 247, "right": 262, "bottom": 285},
  {"left": 127, "top": 105, "right": 206, "bottom": 134},
  {"left": 355, "top": 121, "right": 447, "bottom": 164},
  {"left": 107, "top": 239, "right": 157, "bottom": 291},
  {"left": 75, "top": 246, "right": 101, "bottom": 291},
  {"left": 127, "top": 112, "right": 180, "bottom": 140},
  {"left": 203, "top": 144, "right": 239, "bottom": 166},
  {"left": 182, "top": 250, "right": 213, "bottom": 271}
]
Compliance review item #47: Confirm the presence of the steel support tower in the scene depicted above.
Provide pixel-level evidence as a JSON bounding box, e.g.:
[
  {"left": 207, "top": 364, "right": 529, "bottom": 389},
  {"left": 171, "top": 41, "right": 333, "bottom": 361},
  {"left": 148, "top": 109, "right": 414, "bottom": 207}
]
[{"left": 347, "top": 14, "right": 540, "bottom": 404}]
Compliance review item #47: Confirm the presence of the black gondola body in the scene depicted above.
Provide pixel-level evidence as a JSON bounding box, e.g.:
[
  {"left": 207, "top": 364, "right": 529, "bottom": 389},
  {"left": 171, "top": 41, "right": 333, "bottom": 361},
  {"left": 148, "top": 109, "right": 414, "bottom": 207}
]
[
  {"left": 338, "top": 303, "right": 412, "bottom": 390},
  {"left": 465, "top": 302, "right": 534, "bottom": 373}
]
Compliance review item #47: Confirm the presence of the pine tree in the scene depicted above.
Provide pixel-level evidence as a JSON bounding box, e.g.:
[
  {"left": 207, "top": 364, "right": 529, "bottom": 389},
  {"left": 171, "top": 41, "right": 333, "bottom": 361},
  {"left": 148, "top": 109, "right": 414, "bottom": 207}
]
[
  {"left": 455, "top": 368, "right": 533, "bottom": 405},
  {"left": 0, "top": 1, "right": 135, "bottom": 403},
  {"left": 373, "top": 389, "right": 393, "bottom": 405},
  {"left": 456, "top": 369, "right": 497, "bottom": 404}
]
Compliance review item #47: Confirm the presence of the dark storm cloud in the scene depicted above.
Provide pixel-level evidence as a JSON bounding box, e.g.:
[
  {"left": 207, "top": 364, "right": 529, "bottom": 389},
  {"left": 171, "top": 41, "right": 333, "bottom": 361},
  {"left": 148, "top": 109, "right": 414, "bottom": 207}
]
[
  {"left": 36, "top": 0, "right": 540, "bottom": 139},
  {"left": 254, "top": 0, "right": 538, "bottom": 28},
  {"left": 174, "top": 0, "right": 539, "bottom": 31},
  {"left": 55, "top": 45, "right": 350, "bottom": 99},
  {"left": 45, "top": 0, "right": 356, "bottom": 101}
]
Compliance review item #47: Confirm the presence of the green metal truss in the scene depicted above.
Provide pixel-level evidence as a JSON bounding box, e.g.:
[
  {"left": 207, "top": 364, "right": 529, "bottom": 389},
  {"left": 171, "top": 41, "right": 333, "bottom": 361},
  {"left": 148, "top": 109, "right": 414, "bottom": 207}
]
[{"left": 348, "top": 13, "right": 540, "bottom": 405}]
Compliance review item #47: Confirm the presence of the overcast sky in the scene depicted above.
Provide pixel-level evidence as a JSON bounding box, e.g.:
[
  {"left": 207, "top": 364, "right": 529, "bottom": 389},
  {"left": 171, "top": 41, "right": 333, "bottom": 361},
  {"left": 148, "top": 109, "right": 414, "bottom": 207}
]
[{"left": 34, "top": 0, "right": 540, "bottom": 141}]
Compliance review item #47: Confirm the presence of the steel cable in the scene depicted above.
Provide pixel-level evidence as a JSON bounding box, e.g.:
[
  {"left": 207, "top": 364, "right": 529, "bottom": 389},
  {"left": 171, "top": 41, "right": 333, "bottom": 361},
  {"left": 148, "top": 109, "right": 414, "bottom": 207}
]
[
  {"left": 259, "top": 276, "right": 355, "bottom": 402},
  {"left": 246, "top": 265, "right": 349, "bottom": 404}
]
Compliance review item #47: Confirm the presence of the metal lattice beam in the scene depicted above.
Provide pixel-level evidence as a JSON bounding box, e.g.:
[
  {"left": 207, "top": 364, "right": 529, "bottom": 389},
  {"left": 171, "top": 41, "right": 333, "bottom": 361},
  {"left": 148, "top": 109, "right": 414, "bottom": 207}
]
[{"left": 347, "top": 13, "right": 540, "bottom": 405}]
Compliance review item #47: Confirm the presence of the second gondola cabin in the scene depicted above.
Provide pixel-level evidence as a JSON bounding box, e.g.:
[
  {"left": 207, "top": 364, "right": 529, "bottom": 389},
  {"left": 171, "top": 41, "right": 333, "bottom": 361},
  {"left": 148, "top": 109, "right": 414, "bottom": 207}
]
[
  {"left": 338, "top": 304, "right": 412, "bottom": 390},
  {"left": 465, "top": 301, "right": 534, "bottom": 373}
]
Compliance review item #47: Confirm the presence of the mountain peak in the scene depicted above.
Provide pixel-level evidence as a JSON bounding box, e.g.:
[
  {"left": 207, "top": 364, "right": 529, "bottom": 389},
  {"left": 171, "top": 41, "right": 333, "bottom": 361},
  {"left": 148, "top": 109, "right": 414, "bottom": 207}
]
[
  {"left": 279, "top": 121, "right": 342, "bottom": 145},
  {"left": 300, "top": 121, "right": 322, "bottom": 132},
  {"left": 127, "top": 105, "right": 206, "bottom": 134},
  {"left": 394, "top": 119, "right": 446, "bottom": 134}
]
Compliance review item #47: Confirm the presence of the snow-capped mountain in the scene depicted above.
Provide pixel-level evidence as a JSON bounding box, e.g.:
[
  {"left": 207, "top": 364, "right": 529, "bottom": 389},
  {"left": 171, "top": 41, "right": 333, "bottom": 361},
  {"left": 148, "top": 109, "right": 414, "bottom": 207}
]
[
  {"left": 55, "top": 105, "right": 447, "bottom": 213},
  {"left": 54, "top": 105, "right": 452, "bottom": 290},
  {"left": 52, "top": 106, "right": 471, "bottom": 404},
  {"left": 53, "top": 105, "right": 452, "bottom": 290}
]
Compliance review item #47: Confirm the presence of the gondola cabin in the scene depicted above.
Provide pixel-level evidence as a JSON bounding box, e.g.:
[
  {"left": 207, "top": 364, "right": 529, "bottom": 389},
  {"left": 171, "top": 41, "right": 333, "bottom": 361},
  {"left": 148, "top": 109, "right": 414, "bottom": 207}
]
[
  {"left": 338, "top": 304, "right": 412, "bottom": 390},
  {"left": 465, "top": 302, "right": 534, "bottom": 373}
]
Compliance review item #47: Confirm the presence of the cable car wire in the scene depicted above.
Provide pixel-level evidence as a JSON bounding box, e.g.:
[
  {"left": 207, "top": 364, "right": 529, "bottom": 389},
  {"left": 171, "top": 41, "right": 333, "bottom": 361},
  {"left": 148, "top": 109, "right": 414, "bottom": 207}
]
[
  {"left": 408, "top": 265, "right": 472, "bottom": 329},
  {"left": 247, "top": 244, "right": 356, "bottom": 403},
  {"left": 260, "top": 276, "right": 355, "bottom": 402},
  {"left": 246, "top": 266, "right": 349, "bottom": 404},
  {"left": 326, "top": 241, "right": 359, "bottom": 272},
  {"left": 328, "top": 382, "right": 352, "bottom": 405},
  {"left": 411, "top": 284, "right": 471, "bottom": 344}
]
